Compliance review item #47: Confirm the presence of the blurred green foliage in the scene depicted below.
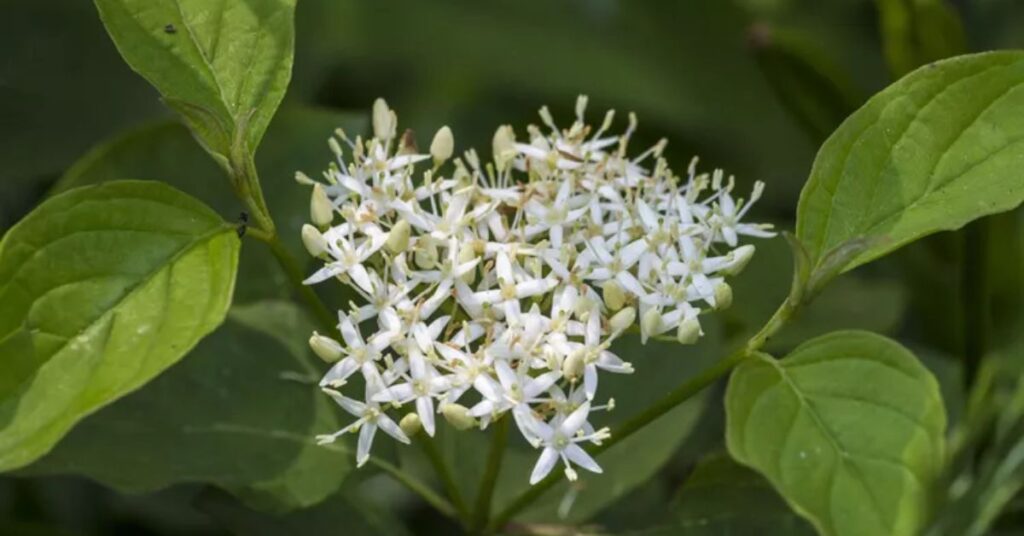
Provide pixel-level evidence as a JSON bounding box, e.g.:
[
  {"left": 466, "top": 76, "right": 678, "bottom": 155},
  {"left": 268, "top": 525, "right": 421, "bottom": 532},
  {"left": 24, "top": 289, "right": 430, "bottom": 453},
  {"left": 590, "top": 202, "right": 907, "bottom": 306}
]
[{"left": 3, "top": 0, "right": 1024, "bottom": 534}]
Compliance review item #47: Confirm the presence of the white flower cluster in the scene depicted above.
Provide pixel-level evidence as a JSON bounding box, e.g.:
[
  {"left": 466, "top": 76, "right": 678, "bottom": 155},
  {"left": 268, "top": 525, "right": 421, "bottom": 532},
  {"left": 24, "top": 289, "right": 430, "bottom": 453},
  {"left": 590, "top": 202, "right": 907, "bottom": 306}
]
[{"left": 298, "top": 97, "right": 773, "bottom": 485}]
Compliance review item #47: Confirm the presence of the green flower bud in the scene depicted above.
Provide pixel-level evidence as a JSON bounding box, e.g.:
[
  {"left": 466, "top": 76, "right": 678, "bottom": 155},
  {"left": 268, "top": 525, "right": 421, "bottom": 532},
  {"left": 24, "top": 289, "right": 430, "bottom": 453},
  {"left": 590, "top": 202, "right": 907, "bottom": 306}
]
[
  {"left": 458, "top": 246, "right": 478, "bottom": 284},
  {"left": 601, "top": 280, "right": 626, "bottom": 311},
  {"left": 713, "top": 282, "right": 733, "bottom": 310},
  {"left": 492, "top": 125, "right": 516, "bottom": 169},
  {"left": 723, "top": 244, "right": 755, "bottom": 276},
  {"left": 309, "top": 333, "right": 342, "bottom": 363},
  {"left": 310, "top": 183, "right": 333, "bottom": 227},
  {"left": 641, "top": 308, "right": 662, "bottom": 343},
  {"left": 441, "top": 403, "right": 475, "bottom": 431},
  {"left": 386, "top": 220, "right": 411, "bottom": 253},
  {"left": 399, "top": 413, "right": 422, "bottom": 438},
  {"left": 430, "top": 126, "right": 454, "bottom": 165},
  {"left": 372, "top": 98, "right": 395, "bottom": 141},
  {"left": 676, "top": 317, "right": 701, "bottom": 345},
  {"left": 301, "top": 224, "right": 328, "bottom": 258},
  {"left": 562, "top": 350, "right": 585, "bottom": 380},
  {"left": 609, "top": 306, "right": 636, "bottom": 333}
]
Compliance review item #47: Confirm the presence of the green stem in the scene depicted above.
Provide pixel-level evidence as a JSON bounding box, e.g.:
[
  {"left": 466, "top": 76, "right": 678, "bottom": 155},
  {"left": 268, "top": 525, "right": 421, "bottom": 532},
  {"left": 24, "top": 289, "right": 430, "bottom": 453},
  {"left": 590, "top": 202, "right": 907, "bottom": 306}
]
[
  {"left": 367, "top": 456, "right": 459, "bottom": 521},
  {"left": 485, "top": 297, "right": 798, "bottom": 534},
  {"left": 253, "top": 233, "right": 338, "bottom": 336},
  {"left": 471, "top": 416, "right": 510, "bottom": 533},
  {"left": 421, "top": 435, "right": 471, "bottom": 526}
]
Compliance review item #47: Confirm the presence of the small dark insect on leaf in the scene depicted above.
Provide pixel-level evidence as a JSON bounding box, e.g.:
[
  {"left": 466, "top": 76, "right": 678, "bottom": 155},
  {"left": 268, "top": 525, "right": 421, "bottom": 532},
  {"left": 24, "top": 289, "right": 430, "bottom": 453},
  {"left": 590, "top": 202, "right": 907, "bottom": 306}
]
[
  {"left": 237, "top": 212, "right": 249, "bottom": 237},
  {"left": 164, "top": 23, "right": 177, "bottom": 34}
]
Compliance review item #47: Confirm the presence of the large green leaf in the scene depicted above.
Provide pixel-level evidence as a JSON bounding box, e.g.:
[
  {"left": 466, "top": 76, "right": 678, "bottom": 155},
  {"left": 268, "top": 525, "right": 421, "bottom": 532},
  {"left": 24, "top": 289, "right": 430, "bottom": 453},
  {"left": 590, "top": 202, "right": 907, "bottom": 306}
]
[
  {"left": 0, "top": 180, "right": 240, "bottom": 471},
  {"left": 725, "top": 331, "right": 946, "bottom": 536},
  {"left": 796, "top": 52, "right": 1024, "bottom": 274},
  {"left": 94, "top": 0, "right": 296, "bottom": 161},
  {"left": 25, "top": 301, "right": 352, "bottom": 512}
]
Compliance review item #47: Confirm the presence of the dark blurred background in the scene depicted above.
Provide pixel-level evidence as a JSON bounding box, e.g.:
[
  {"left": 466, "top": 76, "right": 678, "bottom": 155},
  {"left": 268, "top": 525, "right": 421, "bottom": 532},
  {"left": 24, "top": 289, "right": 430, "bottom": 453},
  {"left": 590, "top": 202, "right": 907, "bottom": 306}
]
[{"left": 2, "top": 0, "right": 1024, "bottom": 534}]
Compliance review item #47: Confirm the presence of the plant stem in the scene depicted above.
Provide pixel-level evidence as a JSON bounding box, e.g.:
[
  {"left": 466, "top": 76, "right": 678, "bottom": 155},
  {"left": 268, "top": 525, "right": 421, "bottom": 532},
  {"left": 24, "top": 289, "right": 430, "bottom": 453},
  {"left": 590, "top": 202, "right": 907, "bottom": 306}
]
[
  {"left": 367, "top": 456, "right": 459, "bottom": 521},
  {"left": 471, "top": 416, "right": 510, "bottom": 533},
  {"left": 253, "top": 233, "right": 339, "bottom": 336},
  {"left": 485, "top": 297, "right": 798, "bottom": 534},
  {"left": 420, "top": 435, "right": 471, "bottom": 526}
]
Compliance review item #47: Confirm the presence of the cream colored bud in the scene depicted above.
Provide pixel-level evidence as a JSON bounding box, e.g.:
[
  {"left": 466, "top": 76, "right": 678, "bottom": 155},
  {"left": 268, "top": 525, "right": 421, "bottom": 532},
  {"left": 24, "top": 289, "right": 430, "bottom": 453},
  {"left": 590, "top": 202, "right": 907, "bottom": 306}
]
[
  {"left": 724, "top": 244, "right": 756, "bottom": 276},
  {"left": 309, "top": 333, "right": 342, "bottom": 363},
  {"left": 301, "top": 224, "right": 328, "bottom": 258},
  {"left": 310, "top": 184, "right": 333, "bottom": 227},
  {"left": 414, "top": 240, "right": 438, "bottom": 269},
  {"left": 677, "top": 317, "right": 701, "bottom": 345},
  {"left": 713, "top": 282, "right": 733, "bottom": 310},
  {"left": 294, "top": 171, "right": 314, "bottom": 185},
  {"left": 386, "top": 220, "right": 411, "bottom": 253},
  {"left": 458, "top": 246, "right": 478, "bottom": 284},
  {"left": 328, "top": 136, "right": 343, "bottom": 158},
  {"left": 372, "top": 98, "right": 395, "bottom": 140},
  {"left": 601, "top": 280, "right": 626, "bottom": 311},
  {"left": 641, "top": 308, "right": 662, "bottom": 341},
  {"left": 441, "top": 403, "right": 475, "bottom": 431},
  {"left": 430, "top": 126, "right": 454, "bottom": 165},
  {"left": 492, "top": 125, "right": 516, "bottom": 169},
  {"left": 399, "top": 413, "right": 422, "bottom": 437},
  {"left": 562, "top": 351, "right": 585, "bottom": 380},
  {"left": 609, "top": 307, "right": 636, "bottom": 333}
]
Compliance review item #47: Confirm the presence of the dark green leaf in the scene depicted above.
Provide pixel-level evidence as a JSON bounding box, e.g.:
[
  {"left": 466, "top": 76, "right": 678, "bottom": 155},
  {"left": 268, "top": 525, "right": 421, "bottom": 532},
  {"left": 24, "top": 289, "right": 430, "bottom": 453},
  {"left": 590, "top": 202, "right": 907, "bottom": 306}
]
[
  {"left": 24, "top": 301, "right": 352, "bottom": 512},
  {"left": 0, "top": 181, "right": 240, "bottom": 471}
]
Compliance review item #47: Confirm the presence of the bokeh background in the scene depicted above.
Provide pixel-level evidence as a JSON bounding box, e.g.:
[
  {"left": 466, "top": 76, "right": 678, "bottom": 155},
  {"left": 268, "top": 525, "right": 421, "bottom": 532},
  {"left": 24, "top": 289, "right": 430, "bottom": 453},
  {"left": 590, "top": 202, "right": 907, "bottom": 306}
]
[{"left": 2, "top": 0, "right": 1023, "bottom": 534}]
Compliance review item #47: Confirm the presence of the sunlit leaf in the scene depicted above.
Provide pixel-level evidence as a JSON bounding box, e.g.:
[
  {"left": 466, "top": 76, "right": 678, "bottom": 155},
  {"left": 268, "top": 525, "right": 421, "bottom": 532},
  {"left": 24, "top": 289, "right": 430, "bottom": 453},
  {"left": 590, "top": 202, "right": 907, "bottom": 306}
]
[{"left": 0, "top": 181, "right": 240, "bottom": 471}]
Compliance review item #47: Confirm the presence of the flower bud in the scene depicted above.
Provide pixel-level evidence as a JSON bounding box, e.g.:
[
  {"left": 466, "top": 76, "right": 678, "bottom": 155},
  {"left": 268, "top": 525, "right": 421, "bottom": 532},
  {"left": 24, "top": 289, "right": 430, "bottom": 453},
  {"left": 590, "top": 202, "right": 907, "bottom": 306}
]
[
  {"left": 301, "top": 224, "right": 328, "bottom": 258},
  {"left": 294, "top": 171, "right": 314, "bottom": 185},
  {"left": 309, "top": 333, "right": 342, "bottom": 363},
  {"left": 723, "top": 244, "right": 755, "bottom": 276},
  {"left": 399, "top": 413, "right": 422, "bottom": 437},
  {"left": 430, "top": 126, "right": 454, "bottom": 165},
  {"left": 441, "top": 403, "right": 475, "bottom": 431},
  {"left": 414, "top": 240, "right": 438, "bottom": 269},
  {"left": 676, "top": 317, "right": 701, "bottom": 345},
  {"left": 562, "top": 350, "right": 585, "bottom": 380},
  {"left": 372, "top": 98, "right": 396, "bottom": 140},
  {"left": 386, "top": 220, "right": 411, "bottom": 253},
  {"left": 609, "top": 307, "right": 636, "bottom": 333},
  {"left": 458, "top": 246, "right": 478, "bottom": 284},
  {"left": 310, "top": 183, "right": 333, "bottom": 227},
  {"left": 492, "top": 125, "right": 516, "bottom": 169},
  {"left": 641, "top": 308, "right": 662, "bottom": 343},
  {"left": 601, "top": 280, "right": 626, "bottom": 311},
  {"left": 713, "top": 282, "right": 733, "bottom": 310}
]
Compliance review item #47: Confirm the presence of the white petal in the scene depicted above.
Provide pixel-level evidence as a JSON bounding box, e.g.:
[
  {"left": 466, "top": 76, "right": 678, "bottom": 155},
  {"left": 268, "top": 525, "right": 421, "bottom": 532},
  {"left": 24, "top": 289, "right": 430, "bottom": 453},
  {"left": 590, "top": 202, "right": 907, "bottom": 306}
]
[
  {"left": 418, "top": 397, "right": 436, "bottom": 437},
  {"left": 560, "top": 401, "right": 591, "bottom": 437},
  {"left": 377, "top": 415, "right": 411, "bottom": 444},
  {"left": 529, "top": 448, "right": 559, "bottom": 484},
  {"left": 564, "top": 444, "right": 602, "bottom": 474},
  {"left": 356, "top": 423, "right": 377, "bottom": 467}
]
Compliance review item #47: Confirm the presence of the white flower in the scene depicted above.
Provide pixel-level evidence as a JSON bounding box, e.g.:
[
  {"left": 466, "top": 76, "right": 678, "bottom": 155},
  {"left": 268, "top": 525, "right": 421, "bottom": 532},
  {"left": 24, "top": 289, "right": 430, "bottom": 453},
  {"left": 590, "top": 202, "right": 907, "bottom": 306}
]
[
  {"left": 298, "top": 97, "right": 774, "bottom": 482},
  {"left": 527, "top": 402, "right": 609, "bottom": 484}
]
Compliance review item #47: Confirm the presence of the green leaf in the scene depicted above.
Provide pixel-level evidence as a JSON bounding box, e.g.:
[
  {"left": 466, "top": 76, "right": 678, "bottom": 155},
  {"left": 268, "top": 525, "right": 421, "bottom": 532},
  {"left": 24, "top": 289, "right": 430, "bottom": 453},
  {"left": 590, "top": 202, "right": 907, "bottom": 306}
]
[
  {"left": 671, "top": 453, "right": 815, "bottom": 535},
  {"left": 725, "top": 331, "right": 946, "bottom": 536},
  {"left": 24, "top": 301, "right": 352, "bottom": 512},
  {"left": 94, "top": 0, "right": 296, "bottom": 162},
  {"left": 0, "top": 180, "right": 240, "bottom": 471},
  {"left": 795, "top": 51, "right": 1024, "bottom": 274}
]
